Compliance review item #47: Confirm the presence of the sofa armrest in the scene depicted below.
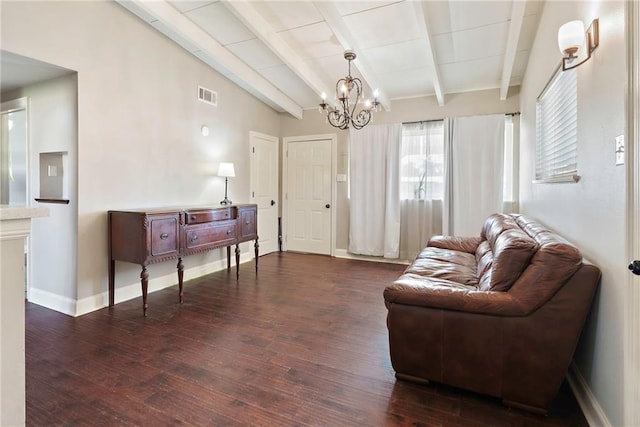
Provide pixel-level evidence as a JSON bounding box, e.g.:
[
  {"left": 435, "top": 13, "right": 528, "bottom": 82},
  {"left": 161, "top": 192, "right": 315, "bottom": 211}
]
[
  {"left": 428, "top": 236, "right": 482, "bottom": 254},
  {"left": 384, "top": 273, "right": 528, "bottom": 316}
]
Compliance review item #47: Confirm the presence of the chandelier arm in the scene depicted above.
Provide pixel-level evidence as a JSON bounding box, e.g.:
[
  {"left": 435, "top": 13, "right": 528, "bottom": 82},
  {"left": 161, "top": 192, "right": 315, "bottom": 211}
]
[
  {"left": 348, "top": 77, "right": 363, "bottom": 121},
  {"left": 352, "top": 110, "right": 372, "bottom": 130}
]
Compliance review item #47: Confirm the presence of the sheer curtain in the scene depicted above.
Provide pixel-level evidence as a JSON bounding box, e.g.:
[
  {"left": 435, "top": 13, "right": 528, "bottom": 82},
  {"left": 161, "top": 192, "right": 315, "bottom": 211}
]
[
  {"left": 399, "top": 121, "right": 445, "bottom": 260},
  {"left": 447, "top": 114, "right": 506, "bottom": 236},
  {"left": 348, "top": 123, "right": 401, "bottom": 258}
]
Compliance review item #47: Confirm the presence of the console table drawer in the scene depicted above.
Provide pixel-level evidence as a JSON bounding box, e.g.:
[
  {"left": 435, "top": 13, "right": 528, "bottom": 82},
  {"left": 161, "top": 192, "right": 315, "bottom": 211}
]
[
  {"left": 185, "top": 222, "right": 237, "bottom": 250},
  {"left": 185, "top": 208, "right": 235, "bottom": 224}
]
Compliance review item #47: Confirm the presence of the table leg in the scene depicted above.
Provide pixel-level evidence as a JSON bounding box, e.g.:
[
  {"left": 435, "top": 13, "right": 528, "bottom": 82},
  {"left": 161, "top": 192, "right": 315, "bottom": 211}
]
[
  {"left": 254, "top": 238, "right": 259, "bottom": 272},
  {"left": 235, "top": 244, "right": 240, "bottom": 280},
  {"left": 227, "top": 246, "right": 231, "bottom": 270},
  {"left": 141, "top": 266, "right": 149, "bottom": 317},
  {"left": 109, "top": 258, "right": 115, "bottom": 307},
  {"left": 177, "top": 258, "right": 184, "bottom": 303}
]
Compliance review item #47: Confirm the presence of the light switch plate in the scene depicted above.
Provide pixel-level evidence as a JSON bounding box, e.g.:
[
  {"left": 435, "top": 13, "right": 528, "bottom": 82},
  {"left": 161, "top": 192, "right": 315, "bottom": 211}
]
[
  {"left": 47, "top": 165, "right": 58, "bottom": 177},
  {"left": 615, "top": 135, "right": 625, "bottom": 166}
]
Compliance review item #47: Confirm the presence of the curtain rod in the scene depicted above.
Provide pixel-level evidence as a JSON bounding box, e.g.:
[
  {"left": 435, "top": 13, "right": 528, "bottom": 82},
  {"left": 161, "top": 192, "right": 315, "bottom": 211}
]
[
  {"left": 403, "top": 112, "right": 521, "bottom": 125},
  {"left": 402, "top": 119, "right": 443, "bottom": 125}
]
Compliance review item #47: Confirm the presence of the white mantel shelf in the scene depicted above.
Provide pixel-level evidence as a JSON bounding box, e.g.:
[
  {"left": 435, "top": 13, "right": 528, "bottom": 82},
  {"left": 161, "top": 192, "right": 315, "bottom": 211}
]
[
  {"left": 0, "top": 205, "right": 49, "bottom": 221},
  {"left": 0, "top": 204, "right": 48, "bottom": 426}
]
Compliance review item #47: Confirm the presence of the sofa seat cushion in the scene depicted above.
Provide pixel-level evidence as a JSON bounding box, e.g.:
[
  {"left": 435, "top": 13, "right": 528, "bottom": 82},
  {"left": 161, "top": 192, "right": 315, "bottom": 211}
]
[{"left": 408, "top": 248, "right": 478, "bottom": 285}]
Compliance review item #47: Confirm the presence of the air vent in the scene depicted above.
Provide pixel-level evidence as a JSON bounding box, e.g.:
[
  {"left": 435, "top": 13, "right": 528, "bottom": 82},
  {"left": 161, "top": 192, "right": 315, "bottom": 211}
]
[{"left": 198, "top": 86, "right": 217, "bottom": 106}]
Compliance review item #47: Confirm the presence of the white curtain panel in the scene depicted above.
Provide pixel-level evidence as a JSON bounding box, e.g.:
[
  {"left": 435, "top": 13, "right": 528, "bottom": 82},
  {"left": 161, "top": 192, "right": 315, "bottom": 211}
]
[
  {"left": 399, "top": 121, "right": 445, "bottom": 260},
  {"left": 450, "top": 114, "right": 506, "bottom": 237},
  {"left": 348, "top": 123, "right": 401, "bottom": 258}
]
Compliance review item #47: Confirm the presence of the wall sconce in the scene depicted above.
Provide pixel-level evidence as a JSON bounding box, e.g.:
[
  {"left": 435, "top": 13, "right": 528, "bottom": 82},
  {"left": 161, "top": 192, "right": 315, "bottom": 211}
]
[
  {"left": 558, "top": 18, "right": 599, "bottom": 71},
  {"left": 217, "top": 162, "right": 235, "bottom": 205}
]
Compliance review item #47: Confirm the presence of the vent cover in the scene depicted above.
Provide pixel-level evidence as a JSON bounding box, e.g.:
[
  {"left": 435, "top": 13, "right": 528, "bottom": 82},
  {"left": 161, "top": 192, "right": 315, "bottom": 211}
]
[{"left": 198, "top": 86, "right": 217, "bottom": 106}]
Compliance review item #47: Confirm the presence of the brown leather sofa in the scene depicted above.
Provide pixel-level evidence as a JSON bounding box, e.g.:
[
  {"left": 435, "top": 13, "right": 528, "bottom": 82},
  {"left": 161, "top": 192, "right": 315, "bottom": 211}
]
[{"left": 383, "top": 213, "right": 600, "bottom": 414}]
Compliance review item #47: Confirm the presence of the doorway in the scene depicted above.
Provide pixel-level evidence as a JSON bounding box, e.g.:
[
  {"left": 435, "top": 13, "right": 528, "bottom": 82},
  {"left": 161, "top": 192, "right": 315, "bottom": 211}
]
[
  {"left": 282, "top": 134, "right": 336, "bottom": 255},
  {"left": 1, "top": 98, "right": 29, "bottom": 205},
  {"left": 1, "top": 98, "right": 30, "bottom": 296}
]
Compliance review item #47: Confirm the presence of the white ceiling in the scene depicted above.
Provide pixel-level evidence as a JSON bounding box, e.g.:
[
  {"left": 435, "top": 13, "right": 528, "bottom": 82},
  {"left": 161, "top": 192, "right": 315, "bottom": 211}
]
[{"left": 118, "top": 0, "right": 544, "bottom": 119}]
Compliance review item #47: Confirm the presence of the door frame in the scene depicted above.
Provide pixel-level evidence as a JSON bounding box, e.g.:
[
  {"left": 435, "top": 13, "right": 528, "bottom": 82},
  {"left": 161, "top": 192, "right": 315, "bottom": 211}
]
[
  {"left": 1, "top": 97, "right": 31, "bottom": 299},
  {"left": 625, "top": 1, "right": 640, "bottom": 425},
  {"left": 281, "top": 133, "right": 337, "bottom": 256},
  {"left": 249, "top": 130, "right": 279, "bottom": 256}
]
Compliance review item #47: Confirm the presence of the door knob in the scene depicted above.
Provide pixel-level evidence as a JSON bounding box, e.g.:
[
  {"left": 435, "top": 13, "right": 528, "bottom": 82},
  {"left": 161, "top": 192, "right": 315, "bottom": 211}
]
[
  {"left": 325, "top": 204, "right": 330, "bottom": 209},
  {"left": 629, "top": 260, "right": 640, "bottom": 275},
  {"left": 271, "top": 200, "right": 276, "bottom": 206}
]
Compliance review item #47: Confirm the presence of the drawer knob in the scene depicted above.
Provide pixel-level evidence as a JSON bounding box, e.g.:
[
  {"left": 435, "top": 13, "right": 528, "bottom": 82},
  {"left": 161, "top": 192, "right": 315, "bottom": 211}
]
[
  {"left": 190, "top": 215, "right": 196, "bottom": 220},
  {"left": 245, "top": 220, "right": 250, "bottom": 225},
  {"left": 160, "top": 233, "right": 169, "bottom": 240},
  {"left": 190, "top": 235, "right": 198, "bottom": 242},
  {"left": 227, "top": 229, "right": 232, "bottom": 235}
]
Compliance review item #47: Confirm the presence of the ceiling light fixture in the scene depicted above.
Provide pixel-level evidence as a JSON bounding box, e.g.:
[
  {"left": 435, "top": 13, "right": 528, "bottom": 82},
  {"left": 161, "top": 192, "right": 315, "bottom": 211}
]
[
  {"left": 319, "top": 50, "right": 380, "bottom": 130},
  {"left": 558, "top": 18, "right": 599, "bottom": 71}
]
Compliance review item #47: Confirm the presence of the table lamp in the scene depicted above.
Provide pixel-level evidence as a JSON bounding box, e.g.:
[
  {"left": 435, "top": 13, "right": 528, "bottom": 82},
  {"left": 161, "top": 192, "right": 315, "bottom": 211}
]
[{"left": 217, "top": 162, "right": 235, "bottom": 205}]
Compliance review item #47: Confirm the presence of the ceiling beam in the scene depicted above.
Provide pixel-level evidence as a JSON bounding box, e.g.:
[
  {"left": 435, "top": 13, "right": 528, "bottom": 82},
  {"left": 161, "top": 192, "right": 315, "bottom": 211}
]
[
  {"left": 116, "top": 0, "right": 303, "bottom": 119},
  {"left": 413, "top": 1, "right": 445, "bottom": 106},
  {"left": 222, "top": 1, "right": 331, "bottom": 103},
  {"left": 500, "top": 0, "right": 527, "bottom": 100},
  {"left": 313, "top": 1, "right": 391, "bottom": 111}
]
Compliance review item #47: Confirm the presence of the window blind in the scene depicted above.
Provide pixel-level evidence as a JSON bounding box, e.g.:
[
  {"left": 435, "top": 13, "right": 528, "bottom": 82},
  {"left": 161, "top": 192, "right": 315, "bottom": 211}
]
[{"left": 535, "top": 66, "right": 579, "bottom": 182}]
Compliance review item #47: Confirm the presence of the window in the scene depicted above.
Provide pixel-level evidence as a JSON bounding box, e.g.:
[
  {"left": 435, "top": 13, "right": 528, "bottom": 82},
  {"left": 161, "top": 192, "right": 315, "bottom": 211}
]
[
  {"left": 400, "top": 121, "right": 444, "bottom": 200},
  {"left": 535, "top": 66, "right": 579, "bottom": 182}
]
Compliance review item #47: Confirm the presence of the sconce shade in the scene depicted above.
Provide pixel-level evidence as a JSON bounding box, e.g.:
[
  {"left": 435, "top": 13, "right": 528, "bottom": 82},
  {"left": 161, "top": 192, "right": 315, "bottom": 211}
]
[
  {"left": 217, "top": 162, "right": 235, "bottom": 178},
  {"left": 558, "top": 20, "right": 585, "bottom": 57}
]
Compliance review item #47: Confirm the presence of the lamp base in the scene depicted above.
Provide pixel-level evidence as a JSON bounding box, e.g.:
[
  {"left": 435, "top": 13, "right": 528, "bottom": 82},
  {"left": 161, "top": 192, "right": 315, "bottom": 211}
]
[{"left": 220, "top": 198, "right": 232, "bottom": 205}]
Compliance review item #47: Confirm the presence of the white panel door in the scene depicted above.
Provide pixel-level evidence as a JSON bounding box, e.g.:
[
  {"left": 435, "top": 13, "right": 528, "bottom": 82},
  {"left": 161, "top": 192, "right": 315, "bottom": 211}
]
[
  {"left": 286, "top": 139, "right": 332, "bottom": 255},
  {"left": 250, "top": 132, "right": 279, "bottom": 255}
]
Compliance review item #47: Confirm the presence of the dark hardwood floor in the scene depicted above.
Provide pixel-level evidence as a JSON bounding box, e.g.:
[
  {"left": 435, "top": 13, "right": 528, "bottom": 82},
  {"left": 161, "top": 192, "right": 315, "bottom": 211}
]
[{"left": 26, "top": 252, "right": 587, "bottom": 426}]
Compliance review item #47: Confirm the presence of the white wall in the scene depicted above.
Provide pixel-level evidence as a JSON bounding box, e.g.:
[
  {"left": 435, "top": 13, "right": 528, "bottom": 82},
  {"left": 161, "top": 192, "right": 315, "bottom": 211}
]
[
  {"left": 519, "top": 1, "right": 626, "bottom": 425},
  {"left": 281, "top": 88, "right": 520, "bottom": 251},
  {"left": 1, "top": 1, "right": 281, "bottom": 313}
]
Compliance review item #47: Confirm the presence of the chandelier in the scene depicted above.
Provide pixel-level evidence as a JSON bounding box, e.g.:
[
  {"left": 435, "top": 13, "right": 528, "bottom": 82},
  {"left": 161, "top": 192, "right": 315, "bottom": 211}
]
[{"left": 319, "top": 50, "right": 380, "bottom": 130}]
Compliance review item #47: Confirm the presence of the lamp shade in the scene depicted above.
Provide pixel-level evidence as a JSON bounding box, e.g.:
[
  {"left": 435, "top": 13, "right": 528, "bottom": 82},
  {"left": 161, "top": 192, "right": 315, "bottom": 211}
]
[
  {"left": 558, "top": 20, "right": 585, "bottom": 56},
  {"left": 217, "top": 162, "right": 235, "bottom": 178}
]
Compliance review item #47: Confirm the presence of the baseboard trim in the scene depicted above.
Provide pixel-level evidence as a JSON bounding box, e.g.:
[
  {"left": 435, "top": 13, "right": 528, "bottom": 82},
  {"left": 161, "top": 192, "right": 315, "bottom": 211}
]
[
  {"left": 567, "top": 362, "right": 612, "bottom": 427},
  {"left": 32, "top": 251, "right": 256, "bottom": 317},
  {"left": 334, "top": 249, "right": 409, "bottom": 265},
  {"left": 28, "top": 287, "right": 76, "bottom": 316}
]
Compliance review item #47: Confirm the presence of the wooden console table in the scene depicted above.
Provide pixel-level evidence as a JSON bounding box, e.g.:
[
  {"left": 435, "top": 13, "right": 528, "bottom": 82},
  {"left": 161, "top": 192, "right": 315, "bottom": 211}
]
[{"left": 108, "top": 204, "right": 258, "bottom": 315}]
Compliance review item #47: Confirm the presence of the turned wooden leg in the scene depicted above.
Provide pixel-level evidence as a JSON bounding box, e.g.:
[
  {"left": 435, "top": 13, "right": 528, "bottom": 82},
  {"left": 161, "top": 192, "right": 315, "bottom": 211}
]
[
  {"left": 177, "top": 258, "right": 184, "bottom": 303},
  {"left": 141, "top": 266, "right": 149, "bottom": 317},
  {"left": 254, "top": 238, "right": 259, "bottom": 273},
  {"left": 235, "top": 244, "right": 240, "bottom": 280},
  {"left": 109, "top": 258, "right": 115, "bottom": 307},
  {"left": 227, "top": 246, "right": 231, "bottom": 270}
]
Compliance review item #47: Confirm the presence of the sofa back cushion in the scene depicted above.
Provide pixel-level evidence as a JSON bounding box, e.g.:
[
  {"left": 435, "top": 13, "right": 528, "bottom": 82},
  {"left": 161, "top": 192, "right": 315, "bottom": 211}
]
[
  {"left": 476, "top": 213, "right": 539, "bottom": 292},
  {"left": 479, "top": 228, "right": 538, "bottom": 291},
  {"left": 481, "top": 213, "right": 519, "bottom": 245},
  {"left": 508, "top": 229, "right": 583, "bottom": 310}
]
